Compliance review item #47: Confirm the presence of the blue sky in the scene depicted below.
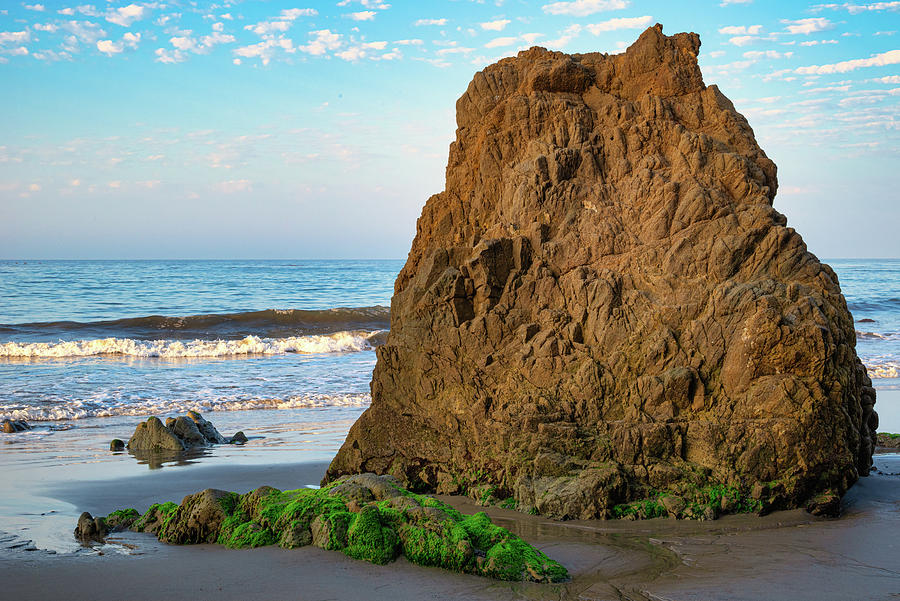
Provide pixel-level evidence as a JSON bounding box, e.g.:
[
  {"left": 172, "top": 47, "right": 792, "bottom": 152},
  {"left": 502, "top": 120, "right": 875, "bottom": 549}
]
[{"left": 1, "top": 0, "right": 898, "bottom": 259}]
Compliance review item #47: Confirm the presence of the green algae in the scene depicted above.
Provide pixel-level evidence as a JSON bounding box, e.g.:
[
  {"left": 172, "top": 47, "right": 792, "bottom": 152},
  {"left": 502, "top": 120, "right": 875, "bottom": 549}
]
[
  {"left": 131, "top": 501, "right": 178, "bottom": 533},
  {"left": 111, "top": 475, "right": 568, "bottom": 583},
  {"left": 612, "top": 483, "right": 764, "bottom": 520}
]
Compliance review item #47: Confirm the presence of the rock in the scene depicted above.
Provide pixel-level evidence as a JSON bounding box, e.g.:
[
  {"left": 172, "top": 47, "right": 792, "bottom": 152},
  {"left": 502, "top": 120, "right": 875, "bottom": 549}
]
[
  {"left": 104, "top": 508, "right": 140, "bottom": 531},
  {"left": 875, "top": 432, "right": 900, "bottom": 450},
  {"left": 108, "top": 474, "right": 568, "bottom": 582},
  {"left": 109, "top": 439, "right": 125, "bottom": 451},
  {"left": 325, "top": 25, "right": 877, "bottom": 520},
  {"left": 124, "top": 412, "right": 246, "bottom": 452},
  {"left": 806, "top": 492, "right": 841, "bottom": 518},
  {"left": 187, "top": 411, "right": 226, "bottom": 444},
  {"left": 170, "top": 416, "right": 207, "bottom": 446},
  {"left": 1, "top": 419, "right": 30, "bottom": 433},
  {"left": 74, "top": 512, "right": 107, "bottom": 542},
  {"left": 660, "top": 495, "right": 686, "bottom": 518},
  {"left": 158, "top": 488, "right": 233, "bottom": 544},
  {"left": 127, "top": 416, "right": 185, "bottom": 452}
]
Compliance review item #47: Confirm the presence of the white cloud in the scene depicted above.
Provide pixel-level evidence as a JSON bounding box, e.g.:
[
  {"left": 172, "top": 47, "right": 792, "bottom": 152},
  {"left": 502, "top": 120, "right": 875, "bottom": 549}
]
[
  {"left": 154, "top": 47, "right": 185, "bottom": 63},
  {"left": 107, "top": 3, "right": 146, "bottom": 27},
  {"left": 297, "top": 29, "right": 342, "bottom": 56},
  {"left": 481, "top": 19, "right": 511, "bottom": 31},
  {"left": 743, "top": 50, "right": 792, "bottom": 59},
  {"left": 245, "top": 8, "right": 317, "bottom": 37},
  {"left": 437, "top": 46, "right": 474, "bottom": 55},
  {"left": 28, "top": 183, "right": 41, "bottom": 192},
  {"left": 545, "top": 24, "right": 581, "bottom": 48},
  {"left": 394, "top": 38, "right": 423, "bottom": 45},
  {"left": 813, "top": 2, "right": 900, "bottom": 13},
  {"left": 720, "top": 0, "right": 753, "bottom": 5},
  {"left": 233, "top": 37, "right": 294, "bottom": 65},
  {"left": 414, "top": 18, "right": 447, "bottom": 26},
  {"left": 874, "top": 30, "right": 896, "bottom": 35},
  {"left": 245, "top": 20, "right": 292, "bottom": 36},
  {"left": 24, "top": 4, "right": 45, "bottom": 11},
  {"left": 782, "top": 18, "right": 832, "bottom": 34},
  {"left": 800, "top": 39, "right": 838, "bottom": 45},
  {"left": 137, "top": 180, "right": 161, "bottom": 189},
  {"left": 280, "top": 8, "right": 318, "bottom": 19},
  {"left": 718, "top": 25, "right": 763, "bottom": 35},
  {"left": 709, "top": 50, "right": 726, "bottom": 58},
  {"left": 108, "top": 181, "right": 122, "bottom": 189},
  {"left": 0, "top": 31, "right": 30, "bottom": 44},
  {"left": 60, "top": 21, "right": 107, "bottom": 45},
  {"left": 872, "top": 75, "right": 900, "bottom": 83},
  {"left": 349, "top": 11, "right": 376, "bottom": 21},
  {"left": 96, "top": 39, "right": 124, "bottom": 55},
  {"left": 336, "top": 46, "right": 366, "bottom": 61},
  {"left": 58, "top": 7, "right": 75, "bottom": 15},
  {"left": 337, "top": 0, "right": 391, "bottom": 7},
  {"left": 34, "top": 23, "right": 59, "bottom": 32},
  {"left": 584, "top": 15, "right": 653, "bottom": 33},
  {"left": 485, "top": 36, "right": 518, "bottom": 48},
  {"left": 729, "top": 35, "right": 769, "bottom": 46},
  {"left": 541, "top": 0, "right": 628, "bottom": 17},
  {"left": 796, "top": 49, "right": 900, "bottom": 73}
]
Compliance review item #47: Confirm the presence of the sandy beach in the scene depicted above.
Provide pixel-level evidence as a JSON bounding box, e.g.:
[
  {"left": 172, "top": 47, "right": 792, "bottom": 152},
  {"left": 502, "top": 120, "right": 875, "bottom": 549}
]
[{"left": 1, "top": 449, "right": 898, "bottom": 601}]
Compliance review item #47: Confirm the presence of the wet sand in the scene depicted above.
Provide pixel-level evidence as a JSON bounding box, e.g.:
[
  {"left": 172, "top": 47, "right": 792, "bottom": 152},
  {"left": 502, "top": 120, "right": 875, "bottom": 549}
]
[{"left": 1, "top": 455, "right": 898, "bottom": 601}]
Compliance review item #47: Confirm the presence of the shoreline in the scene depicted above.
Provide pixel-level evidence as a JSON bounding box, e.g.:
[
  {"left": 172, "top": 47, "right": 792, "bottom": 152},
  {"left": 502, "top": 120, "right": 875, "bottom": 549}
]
[{"left": 1, "top": 454, "right": 898, "bottom": 600}]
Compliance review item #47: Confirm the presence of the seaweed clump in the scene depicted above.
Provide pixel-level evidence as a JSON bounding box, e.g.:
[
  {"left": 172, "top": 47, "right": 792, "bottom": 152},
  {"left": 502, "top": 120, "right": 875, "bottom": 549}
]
[{"left": 100, "top": 473, "right": 567, "bottom": 583}]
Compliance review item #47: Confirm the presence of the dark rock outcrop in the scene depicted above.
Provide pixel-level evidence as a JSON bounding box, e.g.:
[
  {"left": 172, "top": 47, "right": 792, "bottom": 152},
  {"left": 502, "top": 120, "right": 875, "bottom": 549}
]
[
  {"left": 326, "top": 25, "right": 877, "bottom": 519},
  {"left": 875, "top": 432, "right": 900, "bottom": 451},
  {"left": 1, "top": 419, "right": 30, "bottom": 433},
  {"left": 126, "top": 412, "right": 244, "bottom": 452},
  {"left": 74, "top": 512, "right": 107, "bottom": 542}
]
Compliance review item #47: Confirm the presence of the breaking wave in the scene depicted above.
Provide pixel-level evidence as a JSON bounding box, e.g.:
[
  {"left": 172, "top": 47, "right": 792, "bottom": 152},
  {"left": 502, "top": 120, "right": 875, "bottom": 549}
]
[
  {"left": 0, "top": 330, "right": 386, "bottom": 359},
  {"left": 0, "top": 393, "right": 372, "bottom": 422},
  {"left": 865, "top": 360, "right": 899, "bottom": 379},
  {"left": 856, "top": 331, "right": 900, "bottom": 341},
  {"left": 0, "top": 306, "right": 390, "bottom": 341}
]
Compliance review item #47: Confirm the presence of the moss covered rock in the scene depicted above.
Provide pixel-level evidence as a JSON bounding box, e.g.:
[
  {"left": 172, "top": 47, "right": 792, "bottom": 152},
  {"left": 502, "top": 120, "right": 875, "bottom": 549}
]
[{"left": 105, "top": 473, "right": 567, "bottom": 583}]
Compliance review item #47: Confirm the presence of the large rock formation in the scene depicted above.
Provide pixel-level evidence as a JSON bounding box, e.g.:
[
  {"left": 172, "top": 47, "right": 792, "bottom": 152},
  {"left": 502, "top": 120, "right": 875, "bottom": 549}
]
[{"left": 326, "top": 25, "right": 878, "bottom": 518}]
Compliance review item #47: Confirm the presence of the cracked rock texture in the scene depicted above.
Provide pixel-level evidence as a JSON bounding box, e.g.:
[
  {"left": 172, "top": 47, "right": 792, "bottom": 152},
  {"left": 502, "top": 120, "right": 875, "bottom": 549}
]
[{"left": 326, "top": 25, "right": 878, "bottom": 518}]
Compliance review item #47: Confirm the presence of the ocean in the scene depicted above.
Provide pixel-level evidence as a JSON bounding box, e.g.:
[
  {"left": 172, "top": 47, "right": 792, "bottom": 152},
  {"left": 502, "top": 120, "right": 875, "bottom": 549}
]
[
  {"left": 0, "top": 258, "right": 898, "bottom": 554},
  {"left": 0, "top": 258, "right": 897, "bottom": 425}
]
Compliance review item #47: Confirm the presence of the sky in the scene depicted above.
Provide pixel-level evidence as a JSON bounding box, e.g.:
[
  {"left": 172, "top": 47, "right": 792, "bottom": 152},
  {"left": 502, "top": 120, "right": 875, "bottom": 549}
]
[{"left": 0, "top": 0, "right": 898, "bottom": 260}]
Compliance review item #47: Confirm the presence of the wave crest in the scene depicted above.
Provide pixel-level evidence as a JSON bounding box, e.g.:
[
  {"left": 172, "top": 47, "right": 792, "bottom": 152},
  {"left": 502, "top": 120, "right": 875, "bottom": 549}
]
[
  {"left": 0, "top": 393, "right": 372, "bottom": 421},
  {"left": 0, "top": 330, "right": 383, "bottom": 359},
  {"left": 1, "top": 306, "right": 390, "bottom": 341}
]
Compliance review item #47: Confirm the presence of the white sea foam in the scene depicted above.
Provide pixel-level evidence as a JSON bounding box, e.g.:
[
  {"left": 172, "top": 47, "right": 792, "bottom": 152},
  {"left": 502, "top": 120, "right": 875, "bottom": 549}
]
[
  {"left": 856, "top": 330, "right": 900, "bottom": 341},
  {"left": 866, "top": 360, "right": 900, "bottom": 379},
  {"left": 0, "top": 330, "right": 384, "bottom": 359},
  {"left": 0, "top": 393, "right": 372, "bottom": 421}
]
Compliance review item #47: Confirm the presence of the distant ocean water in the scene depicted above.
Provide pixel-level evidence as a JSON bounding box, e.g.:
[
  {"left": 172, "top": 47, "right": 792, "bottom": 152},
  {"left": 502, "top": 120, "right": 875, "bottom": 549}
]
[
  {"left": 0, "top": 260, "right": 401, "bottom": 421},
  {"left": 0, "top": 258, "right": 896, "bottom": 423}
]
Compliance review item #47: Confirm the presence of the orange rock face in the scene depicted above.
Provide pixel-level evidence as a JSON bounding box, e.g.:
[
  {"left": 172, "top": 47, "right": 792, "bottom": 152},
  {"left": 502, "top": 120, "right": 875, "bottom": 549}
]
[{"left": 326, "top": 25, "right": 877, "bottom": 519}]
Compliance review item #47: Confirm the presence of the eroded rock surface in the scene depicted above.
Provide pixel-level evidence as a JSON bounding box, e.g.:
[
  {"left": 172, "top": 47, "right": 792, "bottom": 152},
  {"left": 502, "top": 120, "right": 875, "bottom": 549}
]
[{"left": 326, "top": 25, "right": 877, "bottom": 518}]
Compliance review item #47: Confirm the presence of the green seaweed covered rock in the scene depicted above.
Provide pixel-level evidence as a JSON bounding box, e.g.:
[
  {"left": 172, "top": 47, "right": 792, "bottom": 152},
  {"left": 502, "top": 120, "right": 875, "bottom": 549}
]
[{"left": 105, "top": 473, "right": 567, "bottom": 583}]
